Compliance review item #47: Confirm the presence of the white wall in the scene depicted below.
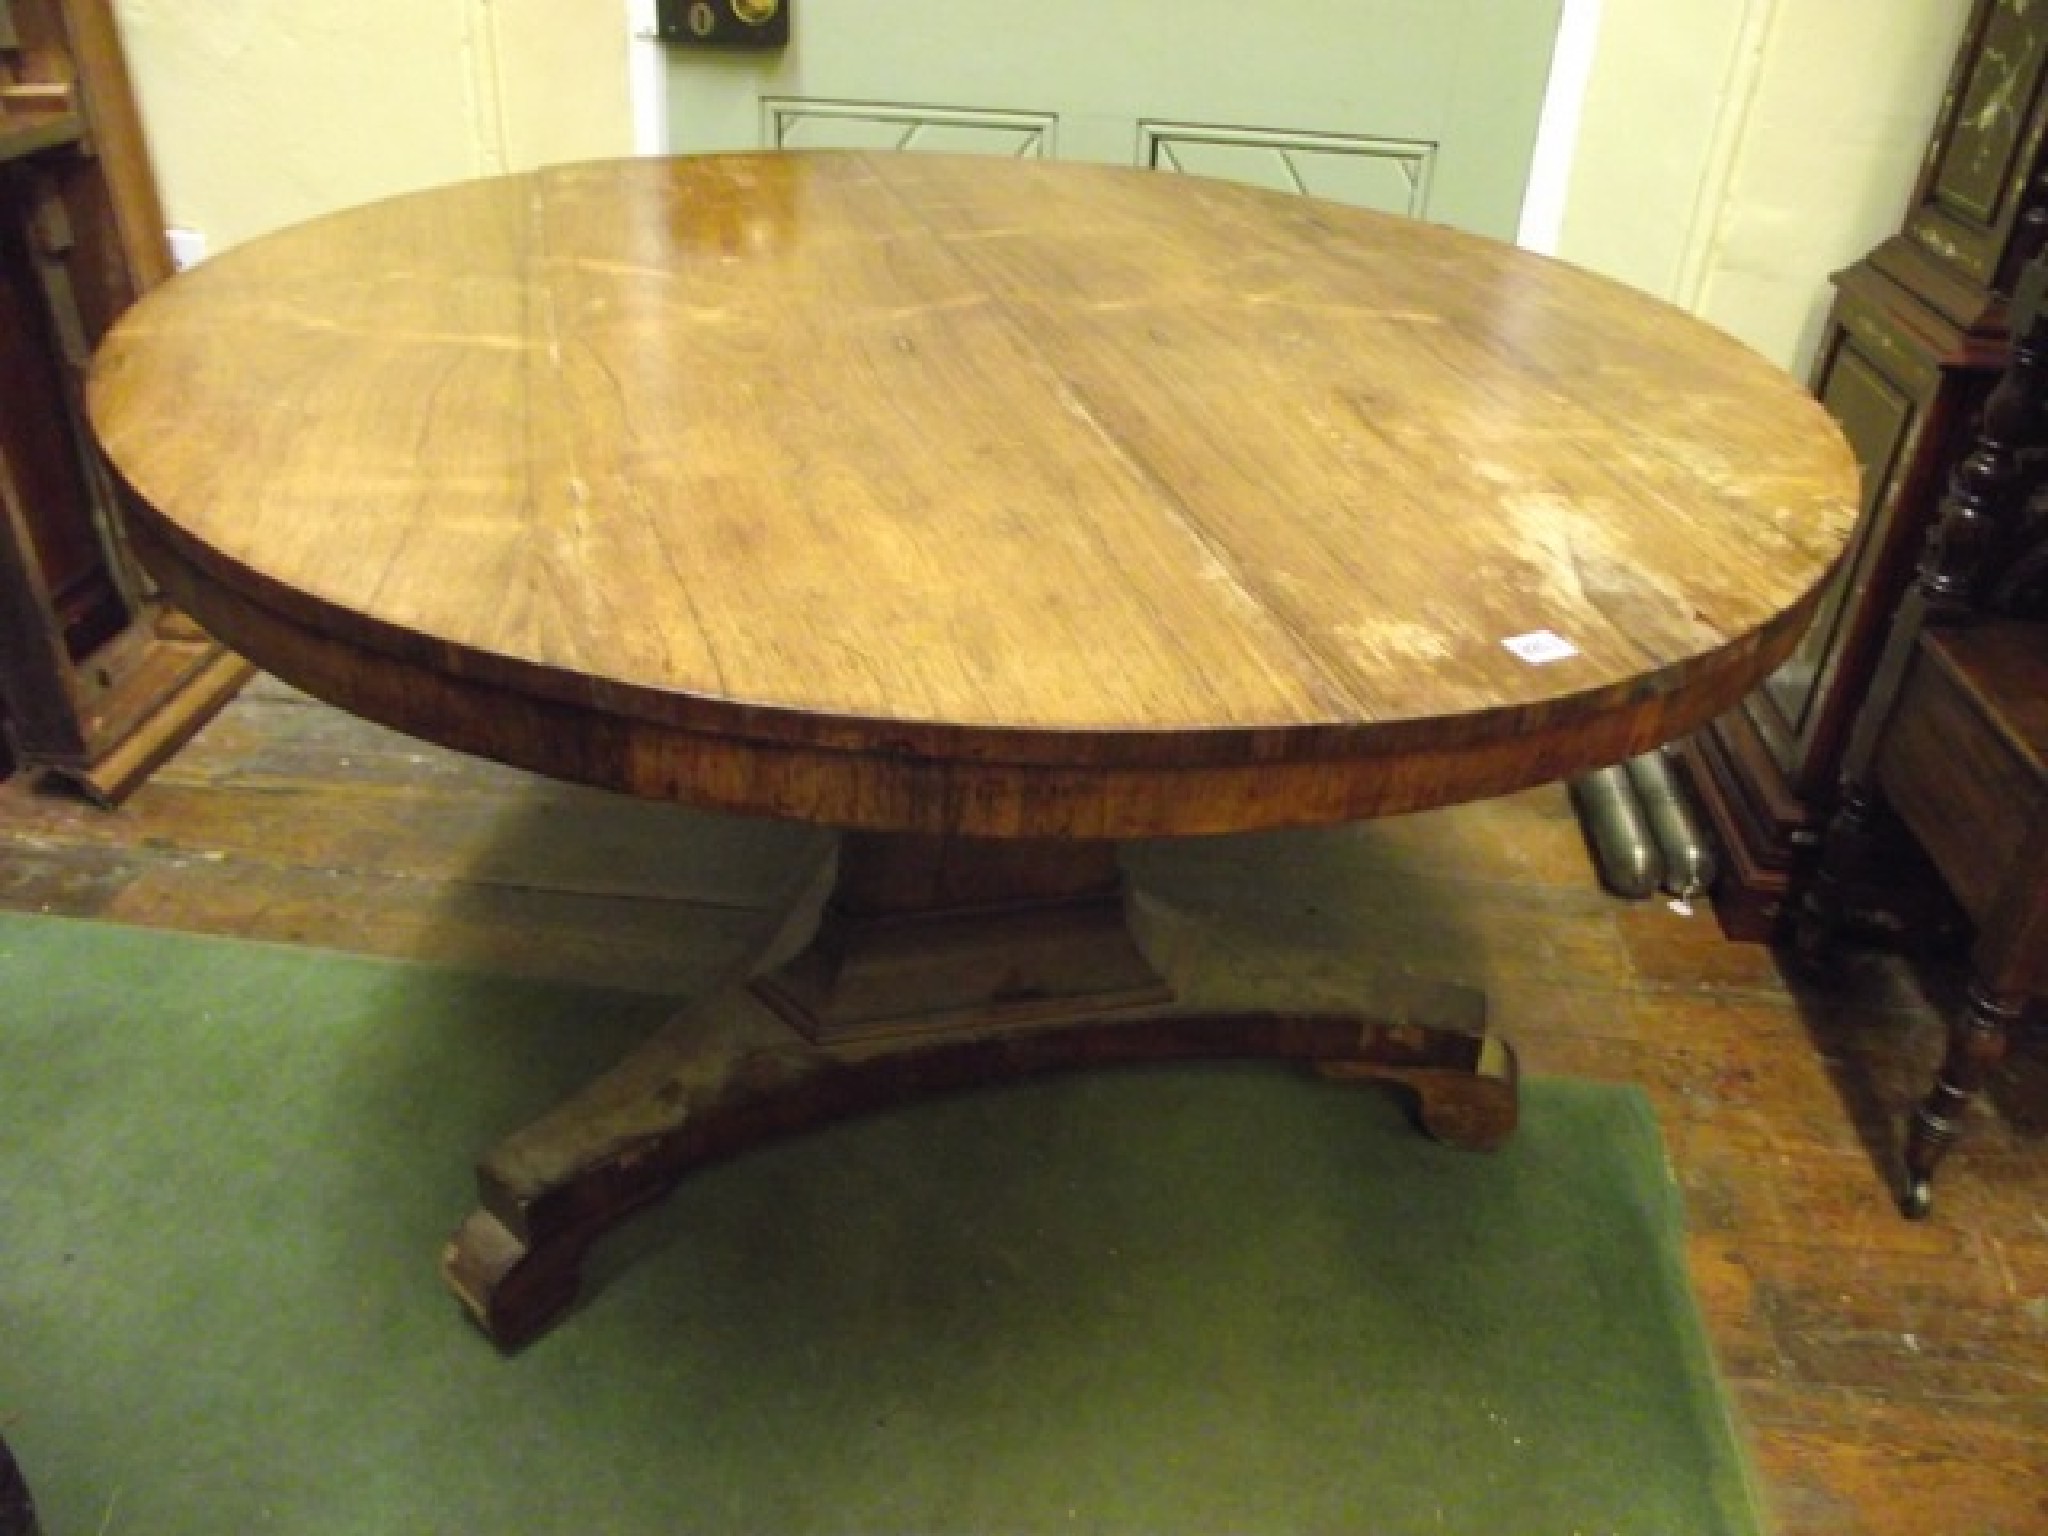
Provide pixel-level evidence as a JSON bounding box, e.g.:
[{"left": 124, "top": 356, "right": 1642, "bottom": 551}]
[
  {"left": 110, "top": 0, "right": 635, "bottom": 255},
  {"left": 1691, "top": 0, "right": 1974, "bottom": 371},
  {"left": 1552, "top": 0, "right": 1764, "bottom": 302},
  {"left": 1554, "top": 0, "right": 1970, "bottom": 372},
  {"left": 111, "top": 0, "right": 1969, "bottom": 375}
]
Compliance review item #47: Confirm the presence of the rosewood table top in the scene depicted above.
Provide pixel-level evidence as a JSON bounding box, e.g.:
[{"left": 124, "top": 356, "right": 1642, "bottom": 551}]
[{"left": 89, "top": 152, "right": 1857, "bottom": 839}]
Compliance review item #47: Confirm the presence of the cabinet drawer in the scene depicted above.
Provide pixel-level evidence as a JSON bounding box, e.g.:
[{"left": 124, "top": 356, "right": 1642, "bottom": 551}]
[{"left": 1876, "top": 623, "right": 2048, "bottom": 919}]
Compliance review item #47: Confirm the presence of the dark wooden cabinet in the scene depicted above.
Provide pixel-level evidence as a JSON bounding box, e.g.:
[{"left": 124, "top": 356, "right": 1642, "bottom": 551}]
[
  {"left": 0, "top": 0, "right": 248, "bottom": 801},
  {"left": 1679, "top": 266, "right": 2002, "bottom": 936},
  {"left": 1797, "top": 242, "right": 2048, "bottom": 1218},
  {"left": 1678, "top": 0, "right": 2048, "bottom": 939}
]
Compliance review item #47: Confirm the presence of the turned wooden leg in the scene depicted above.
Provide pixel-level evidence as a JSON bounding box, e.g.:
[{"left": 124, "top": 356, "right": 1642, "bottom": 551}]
[
  {"left": 440, "top": 831, "right": 1520, "bottom": 1350},
  {"left": 1900, "top": 978, "right": 2020, "bottom": 1219},
  {"left": 1792, "top": 783, "right": 1886, "bottom": 973}
]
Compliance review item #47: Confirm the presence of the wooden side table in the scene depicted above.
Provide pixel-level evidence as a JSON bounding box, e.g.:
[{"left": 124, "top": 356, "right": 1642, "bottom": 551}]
[{"left": 1870, "top": 622, "right": 2047, "bottom": 1216}]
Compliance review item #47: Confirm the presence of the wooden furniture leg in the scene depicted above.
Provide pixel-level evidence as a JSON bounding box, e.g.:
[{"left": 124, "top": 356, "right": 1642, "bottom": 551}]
[
  {"left": 1791, "top": 783, "right": 1889, "bottom": 973},
  {"left": 1800, "top": 710, "right": 2047, "bottom": 1221},
  {"left": 442, "top": 833, "right": 1519, "bottom": 1350},
  {"left": 1901, "top": 979, "right": 2022, "bottom": 1218}
]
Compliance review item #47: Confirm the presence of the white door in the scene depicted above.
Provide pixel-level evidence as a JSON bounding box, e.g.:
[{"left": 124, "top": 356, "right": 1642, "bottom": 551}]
[{"left": 664, "top": 0, "right": 1565, "bottom": 240}]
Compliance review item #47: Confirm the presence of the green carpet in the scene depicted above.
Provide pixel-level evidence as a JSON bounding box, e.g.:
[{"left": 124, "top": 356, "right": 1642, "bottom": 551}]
[{"left": 0, "top": 911, "right": 1765, "bottom": 1535}]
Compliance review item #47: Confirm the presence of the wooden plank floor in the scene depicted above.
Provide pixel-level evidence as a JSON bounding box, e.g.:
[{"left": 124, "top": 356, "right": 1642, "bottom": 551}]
[{"left": 3, "top": 674, "right": 2043, "bottom": 1535}]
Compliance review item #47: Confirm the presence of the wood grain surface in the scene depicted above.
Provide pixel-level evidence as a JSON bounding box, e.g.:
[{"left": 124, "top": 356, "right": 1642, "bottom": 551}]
[{"left": 87, "top": 152, "right": 1858, "bottom": 835}]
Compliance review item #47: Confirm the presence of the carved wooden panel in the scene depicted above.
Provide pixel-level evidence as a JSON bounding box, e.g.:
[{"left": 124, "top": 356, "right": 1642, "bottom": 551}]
[
  {"left": 1903, "top": 0, "right": 2048, "bottom": 298},
  {"left": 1140, "top": 122, "right": 1435, "bottom": 219},
  {"left": 763, "top": 98, "right": 1054, "bottom": 158}
]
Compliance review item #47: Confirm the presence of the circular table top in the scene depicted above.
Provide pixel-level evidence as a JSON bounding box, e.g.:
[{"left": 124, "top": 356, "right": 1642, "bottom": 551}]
[{"left": 89, "top": 152, "right": 1858, "bottom": 837}]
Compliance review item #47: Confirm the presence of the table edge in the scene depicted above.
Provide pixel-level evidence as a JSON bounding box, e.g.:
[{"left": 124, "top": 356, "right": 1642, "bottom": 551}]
[{"left": 123, "top": 503, "right": 1838, "bottom": 837}]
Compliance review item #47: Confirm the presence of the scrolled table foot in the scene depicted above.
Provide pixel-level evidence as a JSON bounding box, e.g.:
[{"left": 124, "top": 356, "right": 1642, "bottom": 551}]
[
  {"left": 442, "top": 1208, "right": 595, "bottom": 1353},
  {"left": 1407, "top": 1045, "right": 1520, "bottom": 1152},
  {"left": 1312, "top": 1020, "right": 1518, "bottom": 1152}
]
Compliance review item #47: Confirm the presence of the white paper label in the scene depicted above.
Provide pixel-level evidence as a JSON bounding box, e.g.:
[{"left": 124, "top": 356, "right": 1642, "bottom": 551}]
[{"left": 1501, "top": 629, "right": 1579, "bottom": 665}]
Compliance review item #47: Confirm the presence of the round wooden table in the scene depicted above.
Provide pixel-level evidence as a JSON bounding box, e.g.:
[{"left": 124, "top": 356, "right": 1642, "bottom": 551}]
[{"left": 89, "top": 153, "right": 1857, "bottom": 1348}]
